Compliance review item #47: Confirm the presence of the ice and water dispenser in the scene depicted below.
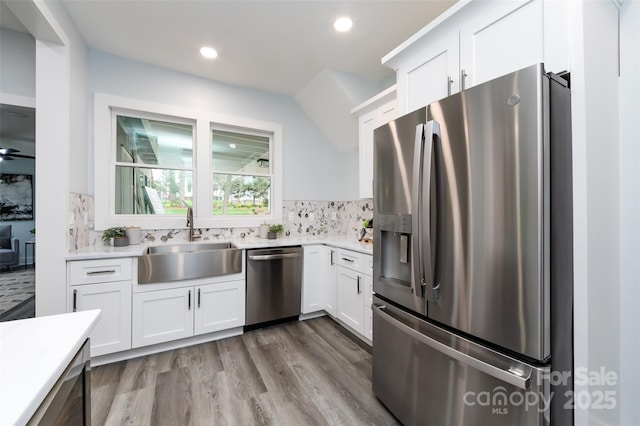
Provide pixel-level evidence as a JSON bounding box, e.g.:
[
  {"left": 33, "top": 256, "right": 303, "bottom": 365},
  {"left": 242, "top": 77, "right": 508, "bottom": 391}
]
[{"left": 377, "top": 214, "right": 412, "bottom": 286}]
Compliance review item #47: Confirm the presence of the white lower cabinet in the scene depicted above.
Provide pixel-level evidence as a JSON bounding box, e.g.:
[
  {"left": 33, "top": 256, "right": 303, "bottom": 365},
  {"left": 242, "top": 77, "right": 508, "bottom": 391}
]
[
  {"left": 325, "top": 248, "right": 338, "bottom": 316},
  {"left": 70, "top": 280, "right": 132, "bottom": 356},
  {"left": 363, "top": 273, "right": 373, "bottom": 341},
  {"left": 194, "top": 281, "right": 245, "bottom": 335},
  {"left": 67, "top": 257, "right": 134, "bottom": 357},
  {"left": 302, "top": 245, "right": 326, "bottom": 314},
  {"left": 132, "top": 280, "right": 245, "bottom": 349},
  {"left": 336, "top": 265, "right": 365, "bottom": 335}
]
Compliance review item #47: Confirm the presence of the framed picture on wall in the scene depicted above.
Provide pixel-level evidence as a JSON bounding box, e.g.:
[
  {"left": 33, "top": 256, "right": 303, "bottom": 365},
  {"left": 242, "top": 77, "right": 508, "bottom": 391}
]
[{"left": 0, "top": 174, "right": 33, "bottom": 220}]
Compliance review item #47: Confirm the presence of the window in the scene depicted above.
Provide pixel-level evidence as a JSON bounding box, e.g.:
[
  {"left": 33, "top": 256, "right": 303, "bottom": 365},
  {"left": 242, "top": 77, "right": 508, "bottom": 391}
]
[
  {"left": 114, "top": 114, "right": 194, "bottom": 216},
  {"left": 94, "top": 94, "right": 282, "bottom": 230},
  {"left": 211, "top": 128, "right": 272, "bottom": 217}
]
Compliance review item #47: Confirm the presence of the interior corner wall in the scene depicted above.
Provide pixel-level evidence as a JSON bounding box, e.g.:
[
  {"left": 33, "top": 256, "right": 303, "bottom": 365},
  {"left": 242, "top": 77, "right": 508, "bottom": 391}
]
[
  {"left": 88, "top": 51, "right": 348, "bottom": 201},
  {"left": 619, "top": 1, "right": 640, "bottom": 424},
  {"left": 0, "top": 28, "right": 35, "bottom": 98}
]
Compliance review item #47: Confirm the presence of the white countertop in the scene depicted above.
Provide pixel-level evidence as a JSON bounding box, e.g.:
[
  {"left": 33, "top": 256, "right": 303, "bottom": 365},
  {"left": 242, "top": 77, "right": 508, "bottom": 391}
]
[
  {"left": 67, "top": 235, "right": 372, "bottom": 260},
  {"left": 0, "top": 310, "right": 101, "bottom": 425}
]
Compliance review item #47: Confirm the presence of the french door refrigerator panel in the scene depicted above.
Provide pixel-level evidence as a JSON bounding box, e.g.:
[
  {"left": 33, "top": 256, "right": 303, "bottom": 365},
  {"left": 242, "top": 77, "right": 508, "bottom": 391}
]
[
  {"left": 372, "top": 298, "right": 551, "bottom": 426},
  {"left": 425, "top": 63, "right": 550, "bottom": 362}
]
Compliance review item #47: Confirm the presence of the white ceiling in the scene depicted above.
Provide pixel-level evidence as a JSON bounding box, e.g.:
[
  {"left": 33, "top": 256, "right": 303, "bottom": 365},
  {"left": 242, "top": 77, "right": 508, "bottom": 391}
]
[{"left": 60, "top": 0, "right": 456, "bottom": 96}]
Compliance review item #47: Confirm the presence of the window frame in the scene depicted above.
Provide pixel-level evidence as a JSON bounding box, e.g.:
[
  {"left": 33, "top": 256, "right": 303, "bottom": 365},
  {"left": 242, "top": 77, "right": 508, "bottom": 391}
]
[{"left": 94, "top": 93, "right": 282, "bottom": 231}]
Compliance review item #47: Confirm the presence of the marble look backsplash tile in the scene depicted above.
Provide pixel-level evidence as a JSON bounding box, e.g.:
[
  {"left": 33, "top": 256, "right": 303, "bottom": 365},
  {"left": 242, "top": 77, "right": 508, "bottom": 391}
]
[
  {"left": 74, "top": 194, "right": 373, "bottom": 248},
  {"left": 69, "top": 193, "right": 94, "bottom": 250}
]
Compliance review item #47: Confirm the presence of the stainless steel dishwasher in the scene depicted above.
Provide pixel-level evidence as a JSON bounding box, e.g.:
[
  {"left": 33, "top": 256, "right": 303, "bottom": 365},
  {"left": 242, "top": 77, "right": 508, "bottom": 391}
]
[{"left": 246, "top": 246, "right": 303, "bottom": 327}]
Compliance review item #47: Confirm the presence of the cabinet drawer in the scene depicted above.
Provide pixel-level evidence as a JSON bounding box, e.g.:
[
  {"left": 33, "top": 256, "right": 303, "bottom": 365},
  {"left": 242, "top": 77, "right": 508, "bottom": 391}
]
[
  {"left": 336, "top": 249, "right": 363, "bottom": 272},
  {"left": 69, "top": 258, "right": 133, "bottom": 285}
]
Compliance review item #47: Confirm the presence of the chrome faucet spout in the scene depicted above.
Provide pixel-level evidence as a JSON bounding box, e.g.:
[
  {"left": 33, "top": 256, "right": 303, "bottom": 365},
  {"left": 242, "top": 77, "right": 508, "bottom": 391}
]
[{"left": 187, "top": 207, "right": 199, "bottom": 241}]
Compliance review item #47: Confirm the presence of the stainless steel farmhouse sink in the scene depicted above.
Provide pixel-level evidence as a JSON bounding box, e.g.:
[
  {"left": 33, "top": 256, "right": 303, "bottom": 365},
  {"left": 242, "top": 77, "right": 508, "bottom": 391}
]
[{"left": 138, "top": 242, "right": 242, "bottom": 284}]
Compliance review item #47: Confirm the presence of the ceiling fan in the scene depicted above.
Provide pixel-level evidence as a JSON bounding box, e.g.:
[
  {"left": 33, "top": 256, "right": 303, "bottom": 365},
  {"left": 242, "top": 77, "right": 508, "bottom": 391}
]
[{"left": 0, "top": 148, "right": 35, "bottom": 161}]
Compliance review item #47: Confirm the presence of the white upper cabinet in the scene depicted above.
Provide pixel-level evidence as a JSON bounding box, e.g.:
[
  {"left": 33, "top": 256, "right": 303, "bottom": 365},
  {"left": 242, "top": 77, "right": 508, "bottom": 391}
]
[
  {"left": 459, "top": 0, "right": 544, "bottom": 89},
  {"left": 399, "top": 30, "right": 459, "bottom": 113},
  {"left": 352, "top": 86, "right": 397, "bottom": 199},
  {"left": 384, "top": 0, "right": 570, "bottom": 115}
]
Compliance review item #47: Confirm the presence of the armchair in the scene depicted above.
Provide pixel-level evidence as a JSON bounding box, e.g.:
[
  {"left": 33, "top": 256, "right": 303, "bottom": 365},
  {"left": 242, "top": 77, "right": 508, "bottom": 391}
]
[{"left": 0, "top": 225, "right": 19, "bottom": 271}]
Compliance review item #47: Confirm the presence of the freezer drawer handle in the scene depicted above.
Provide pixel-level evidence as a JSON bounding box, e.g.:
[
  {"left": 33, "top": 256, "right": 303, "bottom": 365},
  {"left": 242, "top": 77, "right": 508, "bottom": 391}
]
[
  {"left": 373, "top": 304, "right": 531, "bottom": 390},
  {"left": 248, "top": 253, "right": 302, "bottom": 261},
  {"left": 86, "top": 269, "right": 116, "bottom": 276}
]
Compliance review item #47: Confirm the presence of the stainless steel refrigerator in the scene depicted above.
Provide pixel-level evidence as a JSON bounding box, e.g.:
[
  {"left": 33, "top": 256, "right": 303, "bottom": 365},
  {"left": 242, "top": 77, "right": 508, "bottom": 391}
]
[{"left": 372, "top": 63, "right": 573, "bottom": 426}]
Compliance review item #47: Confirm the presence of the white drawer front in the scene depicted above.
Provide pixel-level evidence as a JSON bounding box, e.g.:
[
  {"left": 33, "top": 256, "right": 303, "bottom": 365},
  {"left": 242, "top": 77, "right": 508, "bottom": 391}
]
[
  {"left": 69, "top": 258, "right": 133, "bottom": 285},
  {"left": 336, "top": 249, "right": 363, "bottom": 272}
]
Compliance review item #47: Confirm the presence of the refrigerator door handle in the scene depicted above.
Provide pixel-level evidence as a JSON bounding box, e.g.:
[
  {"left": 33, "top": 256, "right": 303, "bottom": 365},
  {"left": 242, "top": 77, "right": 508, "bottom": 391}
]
[
  {"left": 372, "top": 303, "right": 532, "bottom": 391},
  {"left": 411, "top": 124, "right": 426, "bottom": 297},
  {"left": 422, "top": 120, "right": 440, "bottom": 303}
]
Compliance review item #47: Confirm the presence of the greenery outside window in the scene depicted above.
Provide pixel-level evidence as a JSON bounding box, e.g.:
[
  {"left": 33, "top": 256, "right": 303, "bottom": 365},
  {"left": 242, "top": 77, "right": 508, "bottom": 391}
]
[
  {"left": 211, "top": 128, "right": 272, "bottom": 217},
  {"left": 114, "top": 114, "right": 194, "bottom": 216}
]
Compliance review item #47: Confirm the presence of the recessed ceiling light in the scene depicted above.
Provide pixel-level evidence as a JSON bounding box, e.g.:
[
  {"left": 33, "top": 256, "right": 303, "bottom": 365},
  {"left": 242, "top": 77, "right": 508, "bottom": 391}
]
[
  {"left": 200, "top": 46, "right": 218, "bottom": 59},
  {"left": 334, "top": 17, "right": 353, "bottom": 33},
  {"left": 229, "top": 143, "right": 236, "bottom": 149}
]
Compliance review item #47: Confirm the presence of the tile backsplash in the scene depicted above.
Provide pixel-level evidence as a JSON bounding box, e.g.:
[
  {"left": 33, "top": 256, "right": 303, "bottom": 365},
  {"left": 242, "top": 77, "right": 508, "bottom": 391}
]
[{"left": 70, "top": 194, "right": 373, "bottom": 249}]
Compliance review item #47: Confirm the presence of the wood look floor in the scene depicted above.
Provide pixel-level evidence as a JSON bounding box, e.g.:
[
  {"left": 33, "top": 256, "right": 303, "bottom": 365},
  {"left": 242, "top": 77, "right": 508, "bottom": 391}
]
[{"left": 91, "top": 317, "right": 398, "bottom": 426}]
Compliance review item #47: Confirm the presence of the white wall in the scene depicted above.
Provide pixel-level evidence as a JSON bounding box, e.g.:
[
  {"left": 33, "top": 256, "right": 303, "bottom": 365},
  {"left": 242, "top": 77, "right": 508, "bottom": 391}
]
[
  {"left": 619, "top": 1, "right": 640, "bottom": 424},
  {"left": 88, "top": 51, "right": 355, "bottom": 201},
  {"left": 0, "top": 28, "right": 35, "bottom": 98}
]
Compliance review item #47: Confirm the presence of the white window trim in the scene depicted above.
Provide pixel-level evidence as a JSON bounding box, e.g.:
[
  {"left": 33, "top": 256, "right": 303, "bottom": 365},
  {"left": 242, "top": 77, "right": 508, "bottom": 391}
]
[{"left": 94, "top": 93, "right": 282, "bottom": 231}]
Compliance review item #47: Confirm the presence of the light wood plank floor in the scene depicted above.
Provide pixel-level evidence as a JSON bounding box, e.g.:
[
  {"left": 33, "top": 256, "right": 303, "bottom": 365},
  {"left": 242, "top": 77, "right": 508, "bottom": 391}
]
[{"left": 91, "top": 317, "right": 399, "bottom": 426}]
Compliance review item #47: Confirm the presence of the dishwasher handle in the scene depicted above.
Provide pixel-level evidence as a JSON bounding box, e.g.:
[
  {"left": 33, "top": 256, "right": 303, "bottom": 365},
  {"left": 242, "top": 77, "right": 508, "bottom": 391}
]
[{"left": 248, "top": 252, "right": 302, "bottom": 261}]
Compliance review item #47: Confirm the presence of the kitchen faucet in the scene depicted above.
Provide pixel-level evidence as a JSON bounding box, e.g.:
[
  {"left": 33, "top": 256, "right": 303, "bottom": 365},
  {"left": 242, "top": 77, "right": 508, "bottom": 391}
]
[{"left": 186, "top": 207, "right": 201, "bottom": 242}]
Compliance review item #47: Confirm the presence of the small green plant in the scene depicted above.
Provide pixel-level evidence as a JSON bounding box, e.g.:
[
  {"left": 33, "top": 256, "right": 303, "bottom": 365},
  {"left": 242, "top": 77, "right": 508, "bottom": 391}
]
[
  {"left": 29, "top": 228, "right": 35, "bottom": 235},
  {"left": 102, "top": 226, "right": 127, "bottom": 242},
  {"left": 269, "top": 224, "right": 284, "bottom": 235}
]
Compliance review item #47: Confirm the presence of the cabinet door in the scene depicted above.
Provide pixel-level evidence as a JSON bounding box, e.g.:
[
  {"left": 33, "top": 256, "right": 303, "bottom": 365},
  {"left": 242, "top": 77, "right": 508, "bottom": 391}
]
[
  {"left": 302, "top": 245, "right": 326, "bottom": 314},
  {"left": 194, "top": 280, "right": 245, "bottom": 335},
  {"left": 363, "top": 274, "right": 373, "bottom": 341},
  {"left": 132, "top": 287, "right": 194, "bottom": 348},
  {"left": 325, "top": 248, "right": 338, "bottom": 316},
  {"left": 358, "top": 109, "right": 378, "bottom": 199},
  {"left": 400, "top": 29, "right": 459, "bottom": 113},
  {"left": 70, "top": 281, "right": 131, "bottom": 356},
  {"left": 336, "top": 267, "right": 364, "bottom": 334},
  {"left": 459, "top": 0, "right": 544, "bottom": 89}
]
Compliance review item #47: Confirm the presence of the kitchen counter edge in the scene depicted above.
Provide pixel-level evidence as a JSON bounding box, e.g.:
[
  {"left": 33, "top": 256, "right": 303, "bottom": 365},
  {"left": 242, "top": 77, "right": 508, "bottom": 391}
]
[{"left": 66, "top": 236, "right": 372, "bottom": 260}]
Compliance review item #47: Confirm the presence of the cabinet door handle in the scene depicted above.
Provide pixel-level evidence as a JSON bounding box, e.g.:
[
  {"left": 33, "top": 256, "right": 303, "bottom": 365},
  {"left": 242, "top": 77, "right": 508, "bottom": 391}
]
[
  {"left": 461, "top": 69, "right": 468, "bottom": 91},
  {"left": 188, "top": 290, "right": 192, "bottom": 310},
  {"left": 73, "top": 289, "right": 78, "bottom": 312},
  {"left": 198, "top": 288, "right": 201, "bottom": 308},
  {"left": 357, "top": 276, "right": 361, "bottom": 294},
  {"left": 330, "top": 250, "right": 335, "bottom": 265},
  {"left": 447, "top": 76, "right": 453, "bottom": 96}
]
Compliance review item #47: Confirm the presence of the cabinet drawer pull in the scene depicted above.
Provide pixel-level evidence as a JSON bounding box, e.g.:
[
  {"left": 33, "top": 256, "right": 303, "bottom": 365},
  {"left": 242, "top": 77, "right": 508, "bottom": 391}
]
[
  {"left": 73, "top": 289, "right": 78, "bottom": 312},
  {"left": 341, "top": 257, "right": 355, "bottom": 263},
  {"left": 86, "top": 269, "right": 116, "bottom": 276}
]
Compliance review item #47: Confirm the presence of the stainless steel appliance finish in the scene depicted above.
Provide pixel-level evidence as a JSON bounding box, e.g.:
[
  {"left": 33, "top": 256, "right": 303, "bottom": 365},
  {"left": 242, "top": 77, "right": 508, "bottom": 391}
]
[
  {"left": 245, "top": 246, "right": 303, "bottom": 326},
  {"left": 138, "top": 244, "right": 242, "bottom": 284},
  {"left": 29, "top": 339, "right": 91, "bottom": 425},
  {"left": 372, "top": 298, "right": 550, "bottom": 426},
  {"left": 372, "top": 64, "right": 573, "bottom": 426}
]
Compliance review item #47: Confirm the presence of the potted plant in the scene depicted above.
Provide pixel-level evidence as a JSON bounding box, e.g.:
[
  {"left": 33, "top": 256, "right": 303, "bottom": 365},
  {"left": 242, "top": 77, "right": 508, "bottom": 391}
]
[
  {"left": 268, "top": 224, "right": 284, "bottom": 239},
  {"left": 102, "top": 227, "right": 129, "bottom": 247}
]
